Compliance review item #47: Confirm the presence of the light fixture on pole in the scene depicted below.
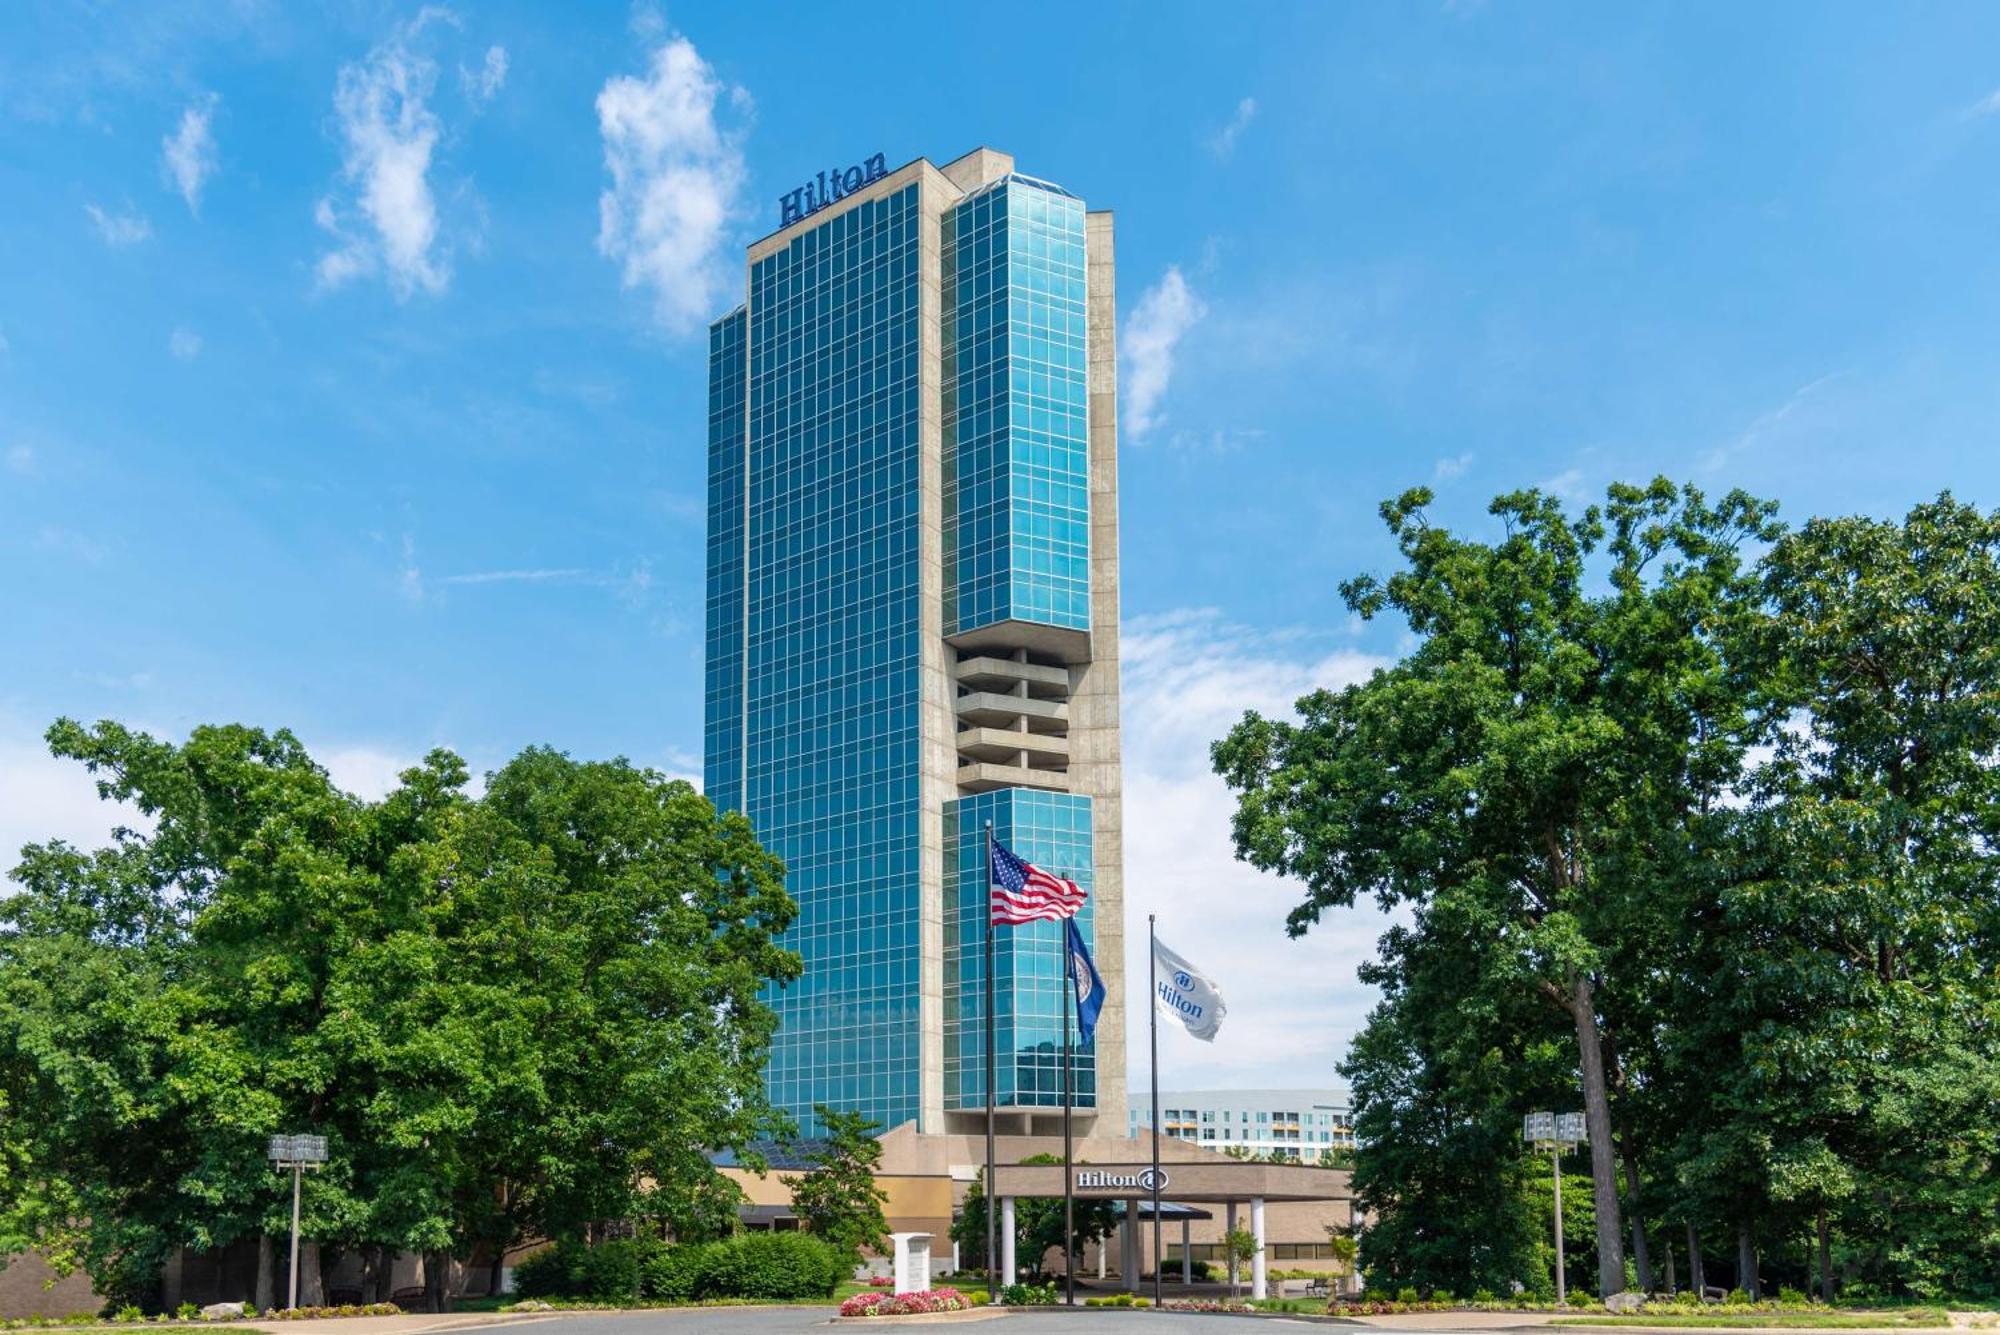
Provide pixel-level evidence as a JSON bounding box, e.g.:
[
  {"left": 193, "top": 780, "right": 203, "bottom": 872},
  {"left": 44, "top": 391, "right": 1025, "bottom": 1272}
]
[
  {"left": 1523, "top": 1112, "right": 1586, "bottom": 1307},
  {"left": 267, "top": 1134, "right": 328, "bottom": 1311}
]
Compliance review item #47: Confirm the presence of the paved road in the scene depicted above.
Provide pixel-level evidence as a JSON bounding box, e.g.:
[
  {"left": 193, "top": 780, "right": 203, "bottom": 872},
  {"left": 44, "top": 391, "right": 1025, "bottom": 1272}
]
[{"left": 510, "top": 1310, "right": 1345, "bottom": 1335}]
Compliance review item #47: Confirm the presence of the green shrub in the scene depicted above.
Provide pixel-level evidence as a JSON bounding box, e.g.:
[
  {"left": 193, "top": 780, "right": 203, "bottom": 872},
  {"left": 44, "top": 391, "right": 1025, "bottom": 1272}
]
[
  {"left": 696, "top": 1232, "right": 844, "bottom": 1300},
  {"left": 1726, "top": 1288, "right": 1753, "bottom": 1306},
  {"left": 1397, "top": 1286, "right": 1422, "bottom": 1305},
  {"left": 512, "top": 1238, "right": 662, "bottom": 1301},
  {"left": 1472, "top": 1288, "right": 1499, "bottom": 1304},
  {"left": 112, "top": 1309, "right": 143, "bottom": 1325},
  {"left": 639, "top": 1243, "right": 710, "bottom": 1302},
  {"left": 1777, "top": 1287, "right": 1810, "bottom": 1306},
  {"left": 1001, "top": 1283, "right": 1057, "bottom": 1306}
]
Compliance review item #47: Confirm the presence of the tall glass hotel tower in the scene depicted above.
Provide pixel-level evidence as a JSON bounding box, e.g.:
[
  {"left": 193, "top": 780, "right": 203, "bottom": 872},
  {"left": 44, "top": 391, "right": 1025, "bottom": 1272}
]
[{"left": 705, "top": 147, "right": 1126, "bottom": 1138}]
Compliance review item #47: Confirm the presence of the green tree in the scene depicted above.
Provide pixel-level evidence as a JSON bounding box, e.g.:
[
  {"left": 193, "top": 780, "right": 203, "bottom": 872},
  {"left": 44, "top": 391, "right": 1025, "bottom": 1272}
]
[
  {"left": 1216, "top": 480, "right": 1781, "bottom": 1299},
  {"left": 785, "top": 1106, "right": 888, "bottom": 1258},
  {"left": 0, "top": 723, "right": 801, "bottom": 1312}
]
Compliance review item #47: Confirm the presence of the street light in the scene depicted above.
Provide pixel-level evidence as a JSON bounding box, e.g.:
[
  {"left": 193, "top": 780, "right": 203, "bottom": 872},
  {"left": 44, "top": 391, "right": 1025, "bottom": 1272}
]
[
  {"left": 1523, "top": 1112, "right": 1586, "bottom": 1306},
  {"left": 268, "top": 1134, "right": 328, "bottom": 1311}
]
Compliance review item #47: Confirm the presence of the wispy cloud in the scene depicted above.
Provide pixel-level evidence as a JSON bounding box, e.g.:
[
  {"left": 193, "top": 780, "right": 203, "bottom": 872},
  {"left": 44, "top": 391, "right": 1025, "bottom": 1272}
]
[
  {"left": 84, "top": 203, "right": 151, "bottom": 247},
  {"left": 1965, "top": 88, "right": 2000, "bottom": 119},
  {"left": 439, "top": 562, "right": 654, "bottom": 604},
  {"left": 461, "top": 45, "right": 508, "bottom": 105},
  {"left": 168, "top": 326, "right": 202, "bottom": 360},
  {"left": 161, "top": 92, "right": 219, "bottom": 215},
  {"left": 1541, "top": 466, "right": 1587, "bottom": 502},
  {"left": 34, "top": 526, "right": 108, "bottom": 564},
  {"left": 4, "top": 445, "right": 34, "bottom": 476},
  {"left": 1433, "top": 452, "right": 1474, "bottom": 481},
  {"left": 1122, "top": 265, "right": 1206, "bottom": 439},
  {"left": 1699, "top": 371, "right": 1848, "bottom": 473},
  {"left": 398, "top": 533, "right": 424, "bottom": 602},
  {"left": 440, "top": 567, "right": 586, "bottom": 585},
  {"left": 1208, "top": 96, "right": 1258, "bottom": 159},
  {"left": 317, "top": 8, "right": 480, "bottom": 297},
  {"left": 1121, "top": 608, "right": 1397, "bottom": 1087},
  {"left": 595, "top": 31, "right": 750, "bottom": 333}
]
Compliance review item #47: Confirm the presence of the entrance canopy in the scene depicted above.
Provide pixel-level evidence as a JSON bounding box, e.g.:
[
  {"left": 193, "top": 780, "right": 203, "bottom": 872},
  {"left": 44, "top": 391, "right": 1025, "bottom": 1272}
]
[{"left": 991, "top": 1159, "right": 1348, "bottom": 1205}]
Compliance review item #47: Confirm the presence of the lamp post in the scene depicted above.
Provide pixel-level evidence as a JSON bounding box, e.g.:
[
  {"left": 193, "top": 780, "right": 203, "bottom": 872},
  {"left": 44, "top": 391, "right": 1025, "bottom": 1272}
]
[
  {"left": 1523, "top": 1113, "right": 1586, "bottom": 1307},
  {"left": 267, "top": 1134, "right": 328, "bottom": 1310}
]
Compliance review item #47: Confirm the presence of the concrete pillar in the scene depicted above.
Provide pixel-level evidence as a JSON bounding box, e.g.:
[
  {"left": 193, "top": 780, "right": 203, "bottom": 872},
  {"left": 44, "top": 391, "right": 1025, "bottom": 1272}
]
[
  {"left": 1097, "top": 1237, "right": 1106, "bottom": 1280},
  {"left": 1122, "top": 1205, "right": 1138, "bottom": 1292},
  {"left": 1001, "top": 1198, "right": 1016, "bottom": 1287},
  {"left": 1251, "top": 1197, "right": 1267, "bottom": 1301},
  {"left": 1182, "top": 1219, "right": 1192, "bottom": 1284},
  {"left": 1225, "top": 1202, "right": 1239, "bottom": 1295}
]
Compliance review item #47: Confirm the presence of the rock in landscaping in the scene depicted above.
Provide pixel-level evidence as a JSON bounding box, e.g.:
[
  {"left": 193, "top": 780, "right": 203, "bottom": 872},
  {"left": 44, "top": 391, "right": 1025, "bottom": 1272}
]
[
  {"left": 200, "top": 1303, "right": 246, "bottom": 1320},
  {"left": 1605, "top": 1291, "right": 1647, "bottom": 1314}
]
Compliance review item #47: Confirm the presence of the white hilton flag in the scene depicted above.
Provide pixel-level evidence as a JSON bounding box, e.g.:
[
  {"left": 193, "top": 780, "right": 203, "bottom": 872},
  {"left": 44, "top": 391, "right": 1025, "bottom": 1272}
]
[{"left": 1152, "top": 937, "right": 1226, "bottom": 1042}]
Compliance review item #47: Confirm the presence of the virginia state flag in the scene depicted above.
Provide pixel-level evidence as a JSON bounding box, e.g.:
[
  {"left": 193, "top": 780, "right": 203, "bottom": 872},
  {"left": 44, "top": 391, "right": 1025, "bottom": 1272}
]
[{"left": 1065, "top": 917, "right": 1107, "bottom": 1045}]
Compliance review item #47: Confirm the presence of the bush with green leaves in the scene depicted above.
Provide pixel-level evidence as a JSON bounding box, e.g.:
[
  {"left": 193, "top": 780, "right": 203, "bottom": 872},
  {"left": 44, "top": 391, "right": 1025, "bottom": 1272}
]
[
  {"left": 695, "top": 1232, "right": 846, "bottom": 1301},
  {"left": 1001, "top": 1283, "right": 1058, "bottom": 1306}
]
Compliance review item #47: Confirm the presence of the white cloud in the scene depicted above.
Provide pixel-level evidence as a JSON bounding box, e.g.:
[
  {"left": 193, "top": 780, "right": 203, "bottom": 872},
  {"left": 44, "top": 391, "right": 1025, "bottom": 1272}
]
[
  {"left": 1119, "top": 608, "right": 1399, "bottom": 1090},
  {"left": 398, "top": 532, "right": 424, "bottom": 602},
  {"left": 1541, "top": 466, "right": 1587, "bottom": 502},
  {"left": 461, "top": 44, "right": 508, "bottom": 104},
  {"left": 1966, "top": 88, "right": 2000, "bottom": 118},
  {"left": 1698, "top": 370, "right": 1848, "bottom": 473},
  {"left": 5, "top": 445, "right": 34, "bottom": 475},
  {"left": 1433, "top": 451, "right": 1474, "bottom": 481},
  {"left": 34, "top": 526, "right": 107, "bottom": 564},
  {"left": 1208, "top": 96, "right": 1258, "bottom": 159},
  {"left": 168, "top": 326, "right": 202, "bottom": 360},
  {"left": 161, "top": 93, "right": 219, "bottom": 215},
  {"left": 438, "top": 561, "right": 654, "bottom": 605},
  {"left": 595, "top": 33, "right": 749, "bottom": 333},
  {"left": 317, "top": 10, "right": 459, "bottom": 297},
  {"left": 1122, "top": 265, "right": 1205, "bottom": 439},
  {"left": 0, "top": 718, "right": 149, "bottom": 891},
  {"left": 84, "top": 203, "right": 151, "bottom": 247}
]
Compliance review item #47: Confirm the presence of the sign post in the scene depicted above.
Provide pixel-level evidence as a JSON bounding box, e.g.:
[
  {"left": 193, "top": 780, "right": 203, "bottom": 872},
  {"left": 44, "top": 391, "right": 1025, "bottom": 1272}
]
[
  {"left": 267, "top": 1134, "right": 328, "bottom": 1311},
  {"left": 1523, "top": 1113, "right": 1586, "bottom": 1306}
]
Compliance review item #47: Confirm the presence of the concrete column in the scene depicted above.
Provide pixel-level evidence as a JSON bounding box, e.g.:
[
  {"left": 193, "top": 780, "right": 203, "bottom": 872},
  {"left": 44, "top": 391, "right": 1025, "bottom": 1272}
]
[
  {"left": 1251, "top": 1197, "right": 1267, "bottom": 1301},
  {"left": 1001, "top": 1198, "right": 1016, "bottom": 1287},
  {"left": 1097, "top": 1237, "right": 1106, "bottom": 1280},
  {"left": 1182, "top": 1219, "right": 1192, "bottom": 1284},
  {"left": 1225, "top": 1202, "right": 1239, "bottom": 1295},
  {"left": 1122, "top": 1206, "right": 1138, "bottom": 1292}
]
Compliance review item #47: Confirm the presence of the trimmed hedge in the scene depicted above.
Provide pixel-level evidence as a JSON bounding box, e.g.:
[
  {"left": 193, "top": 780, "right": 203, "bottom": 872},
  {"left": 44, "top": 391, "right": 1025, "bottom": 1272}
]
[{"left": 514, "top": 1233, "right": 848, "bottom": 1303}]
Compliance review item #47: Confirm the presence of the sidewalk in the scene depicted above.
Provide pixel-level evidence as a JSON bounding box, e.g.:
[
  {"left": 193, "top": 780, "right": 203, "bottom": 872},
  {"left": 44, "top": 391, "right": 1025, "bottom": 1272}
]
[{"left": 241, "top": 1314, "right": 554, "bottom": 1335}]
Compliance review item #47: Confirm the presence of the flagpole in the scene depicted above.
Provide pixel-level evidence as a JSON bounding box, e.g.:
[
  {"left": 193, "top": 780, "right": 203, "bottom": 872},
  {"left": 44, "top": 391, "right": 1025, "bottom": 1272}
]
[
  {"left": 1062, "top": 926, "right": 1076, "bottom": 1307},
  {"left": 1148, "top": 913, "right": 1162, "bottom": 1308},
  {"left": 984, "top": 819, "right": 998, "bottom": 1303}
]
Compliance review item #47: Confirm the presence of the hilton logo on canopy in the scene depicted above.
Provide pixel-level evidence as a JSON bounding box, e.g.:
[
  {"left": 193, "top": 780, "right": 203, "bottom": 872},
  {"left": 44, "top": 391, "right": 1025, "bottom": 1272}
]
[
  {"left": 1074, "top": 1168, "right": 1169, "bottom": 1193},
  {"left": 779, "top": 152, "right": 889, "bottom": 227}
]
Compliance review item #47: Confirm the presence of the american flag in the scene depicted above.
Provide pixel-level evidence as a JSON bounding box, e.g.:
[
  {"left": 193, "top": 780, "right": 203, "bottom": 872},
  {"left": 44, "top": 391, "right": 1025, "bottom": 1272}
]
[{"left": 989, "top": 838, "right": 1086, "bottom": 925}]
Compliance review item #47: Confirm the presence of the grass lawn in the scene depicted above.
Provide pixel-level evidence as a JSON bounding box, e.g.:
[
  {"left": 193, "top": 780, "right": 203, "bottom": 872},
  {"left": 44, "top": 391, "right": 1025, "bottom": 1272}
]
[{"left": 1553, "top": 1312, "right": 1951, "bottom": 1329}]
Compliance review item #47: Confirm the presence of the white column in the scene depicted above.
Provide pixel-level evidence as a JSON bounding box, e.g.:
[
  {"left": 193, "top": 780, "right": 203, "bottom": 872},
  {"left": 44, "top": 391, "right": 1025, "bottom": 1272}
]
[
  {"left": 1097, "top": 1237, "right": 1106, "bottom": 1280},
  {"left": 1225, "top": 1202, "right": 1239, "bottom": 1296},
  {"left": 1182, "top": 1219, "right": 1192, "bottom": 1284},
  {"left": 1250, "top": 1197, "right": 1267, "bottom": 1301},
  {"left": 1000, "top": 1198, "right": 1016, "bottom": 1287}
]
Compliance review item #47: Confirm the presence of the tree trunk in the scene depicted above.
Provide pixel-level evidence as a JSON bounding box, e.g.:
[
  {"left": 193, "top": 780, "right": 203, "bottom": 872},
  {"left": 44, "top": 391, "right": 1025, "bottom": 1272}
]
[
  {"left": 254, "top": 1235, "right": 275, "bottom": 1313},
  {"left": 374, "top": 1250, "right": 395, "bottom": 1305},
  {"left": 297, "top": 1241, "right": 325, "bottom": 1308},
  {"left": 1622, "top": 1151, "right": 1652, "bottom": 1292},
  {"left": 422, "top": 1250, "right": 453, "bottom": 1314},
  {"left": 1568, "top": 974, "right": 1627, "bottom": 1298},
  {"left": 1663, "top": 1238, "right": 1677, "bottom": 1296},
  {"left": 1735, "top": 1224, "right": 1758, "bottom": 1299},
  {"left": 161, "top": 1247, "right": 184, "bottom": 1313},
  {"left": 1686, "top": 1222, "right": 1705, "bottom": 1296},
  {"left": 1816, "top": 1208, "right": 1833, "bottom": 1304},
  {"left": 488, "top": 1246, "right": 506, "bottom": 1300}
]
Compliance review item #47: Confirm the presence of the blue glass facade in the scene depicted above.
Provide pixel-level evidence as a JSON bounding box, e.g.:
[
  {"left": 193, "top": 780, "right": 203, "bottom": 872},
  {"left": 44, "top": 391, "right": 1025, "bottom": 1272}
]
[
  {"left": 944, "top": 789, "right": 1097, "bottom": 1111},
  {"left": 707, "top": 153, "right": 1119, "bottom": 1139},
  {"left": 704, "top": 309, "right": 747, "bottom": 817},
  {"left": 941, "top": 179, "right": 1092, "bottom": 637},
  {"left": 741, "top": 184, "right": 926, "bottom": 1135}
]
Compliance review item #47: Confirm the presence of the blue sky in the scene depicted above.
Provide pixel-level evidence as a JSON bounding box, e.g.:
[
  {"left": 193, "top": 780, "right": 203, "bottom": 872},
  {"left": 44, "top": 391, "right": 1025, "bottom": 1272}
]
[{"left": 6, "top": 2, "right": 2000, "bottom": 1091}]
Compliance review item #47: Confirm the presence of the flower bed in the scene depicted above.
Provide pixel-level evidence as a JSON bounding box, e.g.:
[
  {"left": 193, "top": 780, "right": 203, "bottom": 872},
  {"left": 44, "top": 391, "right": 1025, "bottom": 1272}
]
[
  {"left": 839, "top": 1288, "right": 973, "bottom": 1318},
  {"left": 1159, "top": 1299, "right": 1253, "bottom": 1313}
]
